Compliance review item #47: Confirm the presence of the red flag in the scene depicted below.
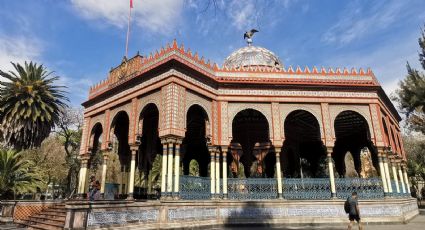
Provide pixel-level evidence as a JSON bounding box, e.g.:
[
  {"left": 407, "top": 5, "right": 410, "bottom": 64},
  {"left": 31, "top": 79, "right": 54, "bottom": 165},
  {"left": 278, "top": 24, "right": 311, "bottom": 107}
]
[{"left": 130, "top": 0, "right": 133, "bottom": 8}]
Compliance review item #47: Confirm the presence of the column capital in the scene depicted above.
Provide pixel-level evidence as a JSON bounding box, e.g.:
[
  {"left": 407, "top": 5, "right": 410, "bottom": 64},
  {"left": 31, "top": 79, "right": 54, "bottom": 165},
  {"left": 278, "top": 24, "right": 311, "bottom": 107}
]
[
  {"left": 102, "top": 152, "right": 109, "bottom": 160},
  {"left": 130, "top": 144, "right": 139, "bottom": 152},
  {"left": 325, "top": 146, "right": 333, "bottom": 156},
  {"left": 160, "top": 135, "right": 184, "bottom": 144}
]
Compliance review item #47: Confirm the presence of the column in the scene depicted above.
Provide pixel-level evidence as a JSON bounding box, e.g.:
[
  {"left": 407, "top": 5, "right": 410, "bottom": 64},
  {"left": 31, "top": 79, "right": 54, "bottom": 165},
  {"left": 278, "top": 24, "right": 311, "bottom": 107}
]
[
  {"left": 383, "top": 154, "right": 393, "bottom": 193},
  {"left": 398, "top": 163, "right": 406, "bottom": 193},
  {"left": 215, "top": 149, "right": 220, "bottom": 198},
  {"left": 77, "top": 155, "right": 89, "bottom": 197},
  {"left": 160, "top": 142, "right": 168, "bottom": 197},
  {"left": 222, "top": 147, "right": 228, "bottom": 199},
  {"left": 390, "top": 159, "right": 400, "bottom": 193},
  {"left": 326, "top": 147, "right": 336, "bottom": 198},
  {"left": 167, "top": 142, "right": 174, "bottom": 196},
  {"left": 173, "top": 141, "right": 181, "bottom": 199},
  {"left": 275, "top": 148, "right": 283, "bottom": 199},
  {"left": 100, "top": 153, "right": 109, "bottom": 196},
  {"left": 127, "top": 146, "right": 137, "bottom": 199},
  {"left": 378, "top": 148, "right": 389, "bottom": 196},
  {"left": 210, "top": 147, "right": 216, "bottom": 198},
  {"left": 402, "top": 164, "right": 411, "bottom": 194}
]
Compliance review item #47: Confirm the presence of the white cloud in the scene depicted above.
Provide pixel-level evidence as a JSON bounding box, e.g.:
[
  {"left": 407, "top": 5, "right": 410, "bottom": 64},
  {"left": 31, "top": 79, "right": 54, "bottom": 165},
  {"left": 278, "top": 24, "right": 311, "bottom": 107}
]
[
  {"left": 70, "top": 0, "right": 184, "bottom": 34},
  {"left": 227, "top": 1, "right": 257, "bottom": 30},
  {"left": 0, "top": 36, "right": 42, "bottom": 80},
  {"left": 323, "top": 31, "right": 420, "bottom": 97},
  {"left": 322, "top": 1, "right": 408, "bottom": 45}
]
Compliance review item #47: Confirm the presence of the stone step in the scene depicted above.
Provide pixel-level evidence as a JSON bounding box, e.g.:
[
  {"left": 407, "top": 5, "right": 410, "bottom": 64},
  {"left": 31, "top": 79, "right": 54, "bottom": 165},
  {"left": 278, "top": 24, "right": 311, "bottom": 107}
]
[
  {"left": 38, "top": 210, "right": 66, "bottom": 216},
  {"left": 29, "top": 215, "right": 65, "bottom": 224},
  {"left": 48, "top": 207, "right": 65, "bottom": 211},
  {"left": 22, "top": 218, "right": 63, "bottom": 229},
  {"left": 0, "top": 223, "right": 27, "bottom": 230},
  {"left": 26, "top": 223, "right": 62, "bottom": 230},
  {"left": 32, "top": 213, "right": 66, "bottom": 220}
]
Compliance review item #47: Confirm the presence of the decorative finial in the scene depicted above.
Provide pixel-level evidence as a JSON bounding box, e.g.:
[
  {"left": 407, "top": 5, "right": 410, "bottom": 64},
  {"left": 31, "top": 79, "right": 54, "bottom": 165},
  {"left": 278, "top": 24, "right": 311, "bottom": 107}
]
[{"left": 244, "top": 29, "right": 259, "bottom": 46}]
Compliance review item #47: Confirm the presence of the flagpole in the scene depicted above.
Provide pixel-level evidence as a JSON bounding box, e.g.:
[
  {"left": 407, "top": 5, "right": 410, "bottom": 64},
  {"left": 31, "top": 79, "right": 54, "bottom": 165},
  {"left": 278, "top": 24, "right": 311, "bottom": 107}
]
[{"left": 125, "top": 0, "right": 132, "bottom": 58}]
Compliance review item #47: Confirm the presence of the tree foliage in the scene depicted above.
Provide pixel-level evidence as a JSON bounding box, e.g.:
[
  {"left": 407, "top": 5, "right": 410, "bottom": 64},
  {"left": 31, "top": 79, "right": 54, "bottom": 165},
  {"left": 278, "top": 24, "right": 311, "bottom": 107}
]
[
  {"left": 0, "top": 149, "right": 42, "bottom": 199},
  {"left": 396, "top": 26, "right": 425, "bottom": 134},
  {"left": 0, "top": 62, "right": 68, "bottom": 150},
  {"left": 22, "top": 136, "right": 68, "bottom": 192},
  {"left": 55, "top": 107, "right": 83, "bottom": 196},
  {"left": 404, "top": 135, "right": 425, "bottom": 183}
]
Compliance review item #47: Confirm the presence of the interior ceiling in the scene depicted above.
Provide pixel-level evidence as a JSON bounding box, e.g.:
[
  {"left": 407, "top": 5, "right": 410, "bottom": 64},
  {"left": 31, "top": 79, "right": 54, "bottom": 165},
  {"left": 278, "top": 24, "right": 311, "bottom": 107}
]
[
  {"left": 284, "top": 110, "right": 320, "bottom": 141},
  {"left": 334, "top": 111, "right": 369, "bottom": 139}
]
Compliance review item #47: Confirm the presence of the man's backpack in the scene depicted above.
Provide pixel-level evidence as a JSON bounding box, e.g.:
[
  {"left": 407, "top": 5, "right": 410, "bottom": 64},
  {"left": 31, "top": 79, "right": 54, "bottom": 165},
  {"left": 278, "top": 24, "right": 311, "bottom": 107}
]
[{"left": 344, "top": 198, "right": 351, "bottom": 213}]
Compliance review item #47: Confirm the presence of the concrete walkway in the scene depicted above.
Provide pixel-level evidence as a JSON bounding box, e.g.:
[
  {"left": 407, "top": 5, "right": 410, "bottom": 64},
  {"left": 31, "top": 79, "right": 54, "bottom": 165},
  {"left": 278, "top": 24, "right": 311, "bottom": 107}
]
[{"left": 222, "top": 214, "right": 425, "bottom": 230}]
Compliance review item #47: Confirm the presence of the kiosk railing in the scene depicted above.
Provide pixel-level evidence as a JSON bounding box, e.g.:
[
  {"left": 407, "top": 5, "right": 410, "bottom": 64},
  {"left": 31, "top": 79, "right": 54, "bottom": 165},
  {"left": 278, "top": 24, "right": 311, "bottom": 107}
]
[
  {"left": 335, "top": 178, "right": 384, "bottom": 199},
  {"left": 227, "top": 178, "right": 277, "bottom": 200},
  {"left": 283, "top": 178, "right": 331, "bottom": 200},
  {"left": 179, "top": 176, "right": 211, "bottom": 200}
]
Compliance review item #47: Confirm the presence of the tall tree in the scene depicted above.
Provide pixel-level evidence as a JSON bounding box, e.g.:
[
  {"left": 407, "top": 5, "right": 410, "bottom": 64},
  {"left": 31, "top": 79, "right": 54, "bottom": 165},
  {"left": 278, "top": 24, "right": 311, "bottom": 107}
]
[
  {"left": 0, "top": 149, "right": 42, "bottom": 199},
  {"left": 0, "top": 62, "right": 68, "bottom": 150},
  {"left": 396, "top": 26, "right": 425, "bottom": 134},
  {"left": 22, "top": 136, "right": 68, "bottom": 194},
  {"left": 55, "top": 107, "right": 83, "bottom": 196},
  {"left": 403, "top": 135, "right": 425, "bottom": 184}
]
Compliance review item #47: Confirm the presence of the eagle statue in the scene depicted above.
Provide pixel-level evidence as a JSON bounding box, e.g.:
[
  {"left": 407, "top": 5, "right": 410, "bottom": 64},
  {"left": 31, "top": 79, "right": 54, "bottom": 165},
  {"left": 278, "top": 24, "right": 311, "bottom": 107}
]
[{"left": 244, "top": 29, "right": 259, "bottom": 46}]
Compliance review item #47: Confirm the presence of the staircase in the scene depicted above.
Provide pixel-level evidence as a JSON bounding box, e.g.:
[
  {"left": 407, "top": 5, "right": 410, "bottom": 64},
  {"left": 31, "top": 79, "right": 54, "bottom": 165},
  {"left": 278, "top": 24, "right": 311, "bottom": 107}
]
[{"left": 19, "top": 203, "right": 66, "bottom": 230}]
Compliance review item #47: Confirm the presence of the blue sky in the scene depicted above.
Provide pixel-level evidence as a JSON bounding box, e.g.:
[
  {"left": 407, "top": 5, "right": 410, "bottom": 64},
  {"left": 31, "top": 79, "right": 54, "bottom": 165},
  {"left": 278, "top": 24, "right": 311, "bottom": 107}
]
[{"left": 0, "top": 0, "right": 424, "bottom": 106}]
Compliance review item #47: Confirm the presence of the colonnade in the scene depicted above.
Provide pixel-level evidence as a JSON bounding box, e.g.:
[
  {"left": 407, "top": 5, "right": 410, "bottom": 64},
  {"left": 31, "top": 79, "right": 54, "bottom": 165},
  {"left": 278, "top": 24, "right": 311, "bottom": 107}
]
[{"left": 77, "top": 143, "right": 411, "bottom": 200}]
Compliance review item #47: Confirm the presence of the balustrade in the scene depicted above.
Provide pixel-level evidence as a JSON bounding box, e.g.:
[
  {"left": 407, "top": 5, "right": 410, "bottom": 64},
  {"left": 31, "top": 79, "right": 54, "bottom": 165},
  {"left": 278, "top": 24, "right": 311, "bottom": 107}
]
[
  {"left": 179, "top": 176, "right": 211, "bottom": 200},
  {"left": 178, "top": 175, "right": 405, "bottom": 200},
  {"left": 283, "top": 178, "right": 331, "bottom": 200},
  {"left": 335, "top": 178, "right": 384, "bottom": 199},
  {"left": 227, "top": 178, "right": 277, "bottom": 200}
]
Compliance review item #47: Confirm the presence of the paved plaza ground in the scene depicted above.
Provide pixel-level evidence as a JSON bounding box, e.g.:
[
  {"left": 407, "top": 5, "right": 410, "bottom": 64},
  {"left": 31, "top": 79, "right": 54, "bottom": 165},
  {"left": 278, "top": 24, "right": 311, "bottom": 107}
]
[{"left": 221, "top": 213, "right": 425, "bottom": 230}]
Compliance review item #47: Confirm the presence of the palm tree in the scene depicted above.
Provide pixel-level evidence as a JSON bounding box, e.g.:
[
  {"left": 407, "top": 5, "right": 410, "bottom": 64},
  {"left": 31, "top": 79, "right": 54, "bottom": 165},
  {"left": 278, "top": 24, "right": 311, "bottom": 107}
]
[
  {"left": 0, "top": 62, "right": 68, "bottom": 150},
  {"left": 0, "top": 149, "right": 42, "bottom": 199}
]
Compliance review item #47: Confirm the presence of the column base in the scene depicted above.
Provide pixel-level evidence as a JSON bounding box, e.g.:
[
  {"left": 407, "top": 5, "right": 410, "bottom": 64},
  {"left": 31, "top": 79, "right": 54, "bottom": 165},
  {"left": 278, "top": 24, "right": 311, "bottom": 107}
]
[
  {"left": 126, "top": 193, "right": 134, "bottom": 200},
  {"left": 173, "top": 193, "right": 180, "bottom": 200},
  {"left": 74, "top": 193, "right": 87, "bottom": 200},
  {"left": 278, "top": 193, "right": 283, "bottom": 199},
  {"left": 331, "top": 193, "right": 337, "bottom": 199},
  {"left": 223, "top": 194, "right": 228, "bottom": 200}
]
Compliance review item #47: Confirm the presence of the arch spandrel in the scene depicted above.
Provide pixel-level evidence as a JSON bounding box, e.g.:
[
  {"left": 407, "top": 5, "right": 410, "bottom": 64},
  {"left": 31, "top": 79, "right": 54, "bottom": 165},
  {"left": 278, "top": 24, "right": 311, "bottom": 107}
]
[
  {"left": 185, "top": 91, "right": 212, "bottom": 136},
  {"left": 227, "top": 103, "right": 273, "bottom": 140},
  {"left": 329, "top": 105, "right": 374, "bottom": 141},
  {"left": 136, "top": 91, "right": 162, "bottom": 131},
  {"left": 279, "top": 104, "right": 324, "bottom": 140},
  {"left": 87, "top": 113, "right": 105, "bottom": 137},
  {"left": 88, "top": 122, "right": 103, "bottom": 150}
]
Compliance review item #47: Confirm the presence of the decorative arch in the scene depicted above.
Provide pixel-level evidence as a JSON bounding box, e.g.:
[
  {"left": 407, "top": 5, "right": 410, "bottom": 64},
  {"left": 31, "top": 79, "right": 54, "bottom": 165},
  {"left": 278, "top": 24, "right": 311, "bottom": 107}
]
[
  {"left": 282, "top": 109, "right": 325, "bottom": 178},
  {"left": 228, "top": 103, "right": 273, "bottom": 140},
  {"left": 280, "top": 105, "right": 324, "bottom": 140},
  {"left": 329, "top": 105, "right": 374, "bottom": 141},
  {"left": 89, "top": 122, "right": 103, "bottom": 151},
  {"left": 333, "top": 110, "right": 378, "bottom": 177},
  {"left": 182, "top": 104, "right": 210, "bottom": 177},
  {"left": 136, "top": 91, "right": 162, "bottom": 127},
  {"left": 231, "top": 108, "right": 271, "bottom": 178},
  {"left": 88, "top": 114, "right": 105, "bottom": 137},
  {"left": 381, "top": 117, "right": 390, "bottom": 146}
]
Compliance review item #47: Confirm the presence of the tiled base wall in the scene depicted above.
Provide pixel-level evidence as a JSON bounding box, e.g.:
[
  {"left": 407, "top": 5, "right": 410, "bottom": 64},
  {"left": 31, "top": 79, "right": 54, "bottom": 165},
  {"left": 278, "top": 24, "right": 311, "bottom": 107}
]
[{"left": 66, "top": 199, "right": 419, "bottom": 229}]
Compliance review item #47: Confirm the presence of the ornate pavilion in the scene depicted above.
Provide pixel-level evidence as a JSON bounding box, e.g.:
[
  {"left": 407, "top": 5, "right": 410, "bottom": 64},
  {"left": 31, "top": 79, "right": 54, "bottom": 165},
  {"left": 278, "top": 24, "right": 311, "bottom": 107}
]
[
  {"left": 69, "top": 36, "right": 418, "bottom": 228},
  {"left": 78, "top": 36, "right": 411, "bottom": 201}
]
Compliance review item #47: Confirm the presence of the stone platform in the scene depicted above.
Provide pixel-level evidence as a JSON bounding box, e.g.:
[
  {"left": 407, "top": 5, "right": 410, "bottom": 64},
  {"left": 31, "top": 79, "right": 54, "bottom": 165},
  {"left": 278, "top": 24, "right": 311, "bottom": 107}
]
[{"left": 64, "top": 198, "right": 418, "bottom": 229}]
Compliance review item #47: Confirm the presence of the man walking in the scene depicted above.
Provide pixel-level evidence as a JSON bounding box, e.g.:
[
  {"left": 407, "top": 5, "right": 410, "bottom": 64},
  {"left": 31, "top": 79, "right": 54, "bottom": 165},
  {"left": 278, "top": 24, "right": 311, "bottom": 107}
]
[{"left": 347, "top": 191, "right": 363, "bottom": 230}]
